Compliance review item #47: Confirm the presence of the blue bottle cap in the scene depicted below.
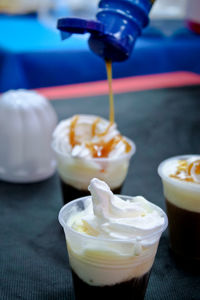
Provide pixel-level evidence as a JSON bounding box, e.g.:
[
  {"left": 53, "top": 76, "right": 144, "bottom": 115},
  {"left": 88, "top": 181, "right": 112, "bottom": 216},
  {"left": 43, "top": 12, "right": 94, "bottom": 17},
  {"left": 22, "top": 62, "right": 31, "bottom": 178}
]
[
  {"left": 57, "top": 18, "right": 104, "bottom": 36},
  {"left": 57, "top": 17, "right": 135, "bottom": 61},
  {"left": 57, "top": 0, "right": 152, "bottom": 62}
]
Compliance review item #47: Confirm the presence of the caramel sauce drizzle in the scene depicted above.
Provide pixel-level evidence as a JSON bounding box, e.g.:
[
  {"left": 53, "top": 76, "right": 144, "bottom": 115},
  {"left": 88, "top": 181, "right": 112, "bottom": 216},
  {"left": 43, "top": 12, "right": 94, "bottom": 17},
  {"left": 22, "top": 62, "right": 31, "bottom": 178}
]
[
  {"left": 105, "top": 59, "right": 114, "bottom": 124},
  {"left": 86, "top": 135, "right": 130, "bottom": 158},
  {"left": 170, "top": 159, "right": 200, "bottom": 183},
  {"left": 91, "top": 117, "right": 113, "bottom": 138},
  {"left": 96, "top": 122, "right": 113, "bottom": 138},
  {"left": 69, "top": 116, "right": 131, "bottom": 158},
  {"left": 69, "top": 115, "right": 79, "bottom": 148},
  {"left": 68, "top": 60, "right": 132, "bottom": 158},
  {"left": 91, "top": 117, "right": 101, "bottom": 137},
  {"left": 121, "top": 137, "right": 132, "bottom": 153},
  {"left": 188, "top": 160, "right": 200, "bottom": 176}
]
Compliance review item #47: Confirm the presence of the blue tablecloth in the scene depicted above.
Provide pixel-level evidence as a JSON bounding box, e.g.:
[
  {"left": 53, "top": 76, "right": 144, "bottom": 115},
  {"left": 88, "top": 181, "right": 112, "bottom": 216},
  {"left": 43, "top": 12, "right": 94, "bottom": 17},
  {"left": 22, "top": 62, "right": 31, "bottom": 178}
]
[{"left": 0, "top": 15, "right": 200, "bottom": 92}]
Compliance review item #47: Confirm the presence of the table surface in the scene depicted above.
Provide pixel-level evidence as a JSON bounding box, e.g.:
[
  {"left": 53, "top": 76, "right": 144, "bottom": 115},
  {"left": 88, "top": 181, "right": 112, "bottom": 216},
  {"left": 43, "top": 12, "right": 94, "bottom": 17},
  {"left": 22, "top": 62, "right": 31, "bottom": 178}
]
[
  {"left": 0, "top": 86, "right": 200, "bottom": 299},
  {"left": 1, "top": 16, "right": 200, "bottom": 92}
]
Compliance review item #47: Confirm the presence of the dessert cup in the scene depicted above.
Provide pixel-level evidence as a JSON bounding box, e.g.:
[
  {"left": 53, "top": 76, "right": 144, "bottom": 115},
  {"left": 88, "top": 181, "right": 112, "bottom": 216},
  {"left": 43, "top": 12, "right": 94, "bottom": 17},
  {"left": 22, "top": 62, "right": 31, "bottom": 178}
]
[
  {"left": 158, "top": 155, "right": 200, "bottom": 265},
  {"left": 59, "top": 195, "right": 168, "bottom": 300},
  {"left": 53, "top": 138, "right": 135, "bottom": 203}
]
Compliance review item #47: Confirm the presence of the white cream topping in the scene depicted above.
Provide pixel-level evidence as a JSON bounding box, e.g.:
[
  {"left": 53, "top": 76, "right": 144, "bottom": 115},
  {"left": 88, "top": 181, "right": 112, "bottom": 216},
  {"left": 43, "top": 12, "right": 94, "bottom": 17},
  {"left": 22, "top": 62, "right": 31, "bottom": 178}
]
[
  {"left": 158, "top": 155, "right": 200, "bottom": 212},
  {"left": 64, "top": 179, "right": 166, "bottom": 286},
  {"left": 52, "top": 115, "right": 127, "bottom": 159},
  {"left": 159, "top": 156, "right": 200, "bottom": 183},
  {"left": 52, "top": 115, "right": 135, "bottom": 190},
  {"left": 69, "top": 178, "right": 165, "bottom": 243}
]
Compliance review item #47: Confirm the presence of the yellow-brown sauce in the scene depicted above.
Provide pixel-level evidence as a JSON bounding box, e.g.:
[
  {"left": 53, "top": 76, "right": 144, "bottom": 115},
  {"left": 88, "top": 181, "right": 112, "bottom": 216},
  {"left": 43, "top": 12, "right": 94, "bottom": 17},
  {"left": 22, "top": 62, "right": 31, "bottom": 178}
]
[
  {"left": 170, "top": 159, "right": 200, "bottom": 183},
  {"left": 68, "top": 60, "right": 131, "bottom": 158}
]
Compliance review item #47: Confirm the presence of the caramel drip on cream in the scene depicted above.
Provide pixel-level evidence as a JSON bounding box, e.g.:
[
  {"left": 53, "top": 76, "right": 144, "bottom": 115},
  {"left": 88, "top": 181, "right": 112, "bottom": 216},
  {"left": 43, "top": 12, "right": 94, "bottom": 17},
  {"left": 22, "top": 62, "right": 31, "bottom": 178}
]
[
  {"left": 69, "top": 116, "right": 131, "bottom": 158},
  {"left": 86, "top": 135, "right": 130, "bottom": 158},
  {"left": 91, "top": 118, "right": 113, "bottom": 138},
  {"left": 96, "top": 122, "right": 113, "bottom": 137},
  {"left": 188, "top": 160, "right": 200, "bottom": 176},
  {"left": 170, "top": 159, "right": 200, "bottom": 183},
  {"left": 69, "top": 115, "right": 79, "bottom": 147},
  {"left": 91, "top": 118, "right": 101, "bottom": 137},
  {"left": 121, "top": 137, "right": 132, "bottom": 153}
]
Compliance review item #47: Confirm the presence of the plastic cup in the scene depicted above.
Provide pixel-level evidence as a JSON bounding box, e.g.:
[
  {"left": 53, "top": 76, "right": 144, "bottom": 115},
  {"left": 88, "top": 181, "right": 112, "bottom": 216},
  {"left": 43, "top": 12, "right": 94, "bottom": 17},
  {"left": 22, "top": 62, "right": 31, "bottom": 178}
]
[
  {"left": 59, "top": 195, "right": 168, "bottom": 300},
  {"left": 52, "top": 137, "right": 136, "bottom": 203},
  {"left": 158, "top": 155, "right": 200, "bottom": 265}
]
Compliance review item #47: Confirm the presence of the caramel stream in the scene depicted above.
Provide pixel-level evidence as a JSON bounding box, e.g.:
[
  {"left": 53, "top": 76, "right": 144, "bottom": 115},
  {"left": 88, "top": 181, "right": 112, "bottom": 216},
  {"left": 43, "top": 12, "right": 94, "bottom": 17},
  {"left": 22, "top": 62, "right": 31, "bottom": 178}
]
[
  {"left": 68, "top": 60, "right": 131, "bottom": 158},
  {"left": 105, "top": 59, "right": 115, "bottom": 124}
]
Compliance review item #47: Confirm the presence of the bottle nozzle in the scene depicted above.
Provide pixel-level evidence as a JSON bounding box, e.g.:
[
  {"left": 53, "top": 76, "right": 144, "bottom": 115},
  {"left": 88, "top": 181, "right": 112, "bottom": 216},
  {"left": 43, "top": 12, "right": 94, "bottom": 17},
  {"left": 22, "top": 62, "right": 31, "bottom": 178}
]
[{"left": 57, "top": 1, "right": 153, "bottom": 62}]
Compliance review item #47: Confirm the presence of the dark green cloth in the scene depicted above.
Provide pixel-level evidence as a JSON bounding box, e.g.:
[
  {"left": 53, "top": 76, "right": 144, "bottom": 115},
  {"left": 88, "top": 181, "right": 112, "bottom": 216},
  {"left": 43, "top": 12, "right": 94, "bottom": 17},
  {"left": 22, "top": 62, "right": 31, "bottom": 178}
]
[{"left": 0, "top": 86, "right": 200, "bottom": 299}]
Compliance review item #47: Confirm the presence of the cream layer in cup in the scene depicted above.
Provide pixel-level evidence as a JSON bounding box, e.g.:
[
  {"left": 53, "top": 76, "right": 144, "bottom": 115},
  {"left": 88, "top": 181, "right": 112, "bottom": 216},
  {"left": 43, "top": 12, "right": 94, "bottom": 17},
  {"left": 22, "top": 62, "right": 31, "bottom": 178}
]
[
  {"left": 59, "top": 178, "right": 167, "bottom": 286},
  {"left": 52, "top": 115, "right": 135, "bottom": 191},
  {"left": 158, "top": 155, "right": 200, "bottom": 213},
  {"left": 158, "top": 155, "right": 200, "bottom": 263}
]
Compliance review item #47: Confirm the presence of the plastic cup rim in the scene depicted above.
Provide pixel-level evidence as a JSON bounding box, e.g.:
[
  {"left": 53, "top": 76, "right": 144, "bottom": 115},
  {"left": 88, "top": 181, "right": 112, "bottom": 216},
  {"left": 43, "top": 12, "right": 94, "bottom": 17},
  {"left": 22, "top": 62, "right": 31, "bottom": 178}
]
[
  {"left": 58, "top": 195, "right": 168, "bottom": 244},
  {"left": 51, "top": 136, "right": 136, "bottom": 162},
  {"left": 157, "top": 154, "right": 200, "bottom": 190}
]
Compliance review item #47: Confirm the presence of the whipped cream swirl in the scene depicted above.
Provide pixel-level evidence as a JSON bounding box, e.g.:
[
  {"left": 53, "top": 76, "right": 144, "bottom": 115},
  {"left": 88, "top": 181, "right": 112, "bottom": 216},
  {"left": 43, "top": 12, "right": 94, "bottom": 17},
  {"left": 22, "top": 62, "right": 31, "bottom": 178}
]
[
  {"left": 69, "top": 178, "right": 165, "bottom": 243},
  {"left": 61, "top": 179, "right": 167, "bottom": 285},
  {"left": 52, "top": 115, "right": 131, "bottom": 159},
  {"left": 52, "top": 115, "right": 135, "bottom": 190}
]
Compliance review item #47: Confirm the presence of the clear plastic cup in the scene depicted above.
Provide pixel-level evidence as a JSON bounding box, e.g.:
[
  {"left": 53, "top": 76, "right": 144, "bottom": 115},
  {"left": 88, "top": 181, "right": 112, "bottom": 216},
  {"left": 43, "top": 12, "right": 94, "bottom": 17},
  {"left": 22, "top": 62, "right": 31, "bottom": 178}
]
[
  {"left": 59, "top": 195, "right": 168, "bottom": 300},
  {"left": 158, "top": 155, "right": 200, "bottom": 264},
  {"left": 52, "top": 137, "right": 136, "bottom": 203}
]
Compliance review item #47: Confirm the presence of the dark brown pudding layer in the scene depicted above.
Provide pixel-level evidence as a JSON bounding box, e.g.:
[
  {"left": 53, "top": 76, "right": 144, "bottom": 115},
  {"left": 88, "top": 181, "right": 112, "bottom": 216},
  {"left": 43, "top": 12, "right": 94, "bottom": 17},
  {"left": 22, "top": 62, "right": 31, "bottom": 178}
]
[
  {"left": 72, "top": 269, "right": 151, "bottom": 300},
  {"left": 60, "top": 179, "right": 122, "bottom": 204},
  {"left": 166, "top": 199, "right": 200, "bottom": 264}
]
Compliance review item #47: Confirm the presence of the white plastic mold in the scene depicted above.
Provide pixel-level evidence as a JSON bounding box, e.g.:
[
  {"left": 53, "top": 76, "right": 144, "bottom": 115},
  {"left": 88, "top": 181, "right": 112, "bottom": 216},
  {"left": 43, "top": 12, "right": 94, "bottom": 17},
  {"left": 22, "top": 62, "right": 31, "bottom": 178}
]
[{"left": 0, "top": 89, "right": 58, "bottom": 183}]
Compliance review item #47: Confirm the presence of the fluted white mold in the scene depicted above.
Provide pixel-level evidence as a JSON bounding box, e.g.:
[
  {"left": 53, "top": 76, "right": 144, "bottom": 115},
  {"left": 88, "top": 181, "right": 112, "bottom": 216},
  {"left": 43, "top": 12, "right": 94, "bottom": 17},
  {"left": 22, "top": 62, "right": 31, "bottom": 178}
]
[{"left": 0, "top": 90, "right": 58, "bottom": 183}]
